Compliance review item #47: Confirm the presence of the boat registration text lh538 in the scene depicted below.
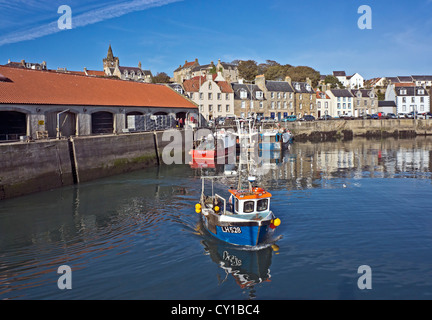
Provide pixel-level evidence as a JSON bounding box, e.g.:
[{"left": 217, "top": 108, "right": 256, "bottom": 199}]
[{"left": 221, "top": 226, "right": 242, "bottom": 233}]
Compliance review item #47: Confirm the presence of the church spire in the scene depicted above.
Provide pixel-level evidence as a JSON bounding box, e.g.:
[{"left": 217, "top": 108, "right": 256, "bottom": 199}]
[{"left": 107, "top": 44, "right": 114, "bottom": 61}]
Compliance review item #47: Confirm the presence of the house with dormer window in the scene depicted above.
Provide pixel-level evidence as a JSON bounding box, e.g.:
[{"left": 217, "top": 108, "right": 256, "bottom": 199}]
[
  {"left": 351, "top": 89, "right": 377, "bottom": 117},
  {"left": 291, "top": 78, "right": 316, "bottom": 119},
  {"left": 385, "top": 84, "right": 430, "bottom": 115},
  {"left": 254, "top": 75, "right": 295, "bottom": 120}
]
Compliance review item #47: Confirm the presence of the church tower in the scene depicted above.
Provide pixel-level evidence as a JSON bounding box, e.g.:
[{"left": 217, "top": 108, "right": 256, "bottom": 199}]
[{"left": 103, "top": 44, "right": 119, "bottom": 76}]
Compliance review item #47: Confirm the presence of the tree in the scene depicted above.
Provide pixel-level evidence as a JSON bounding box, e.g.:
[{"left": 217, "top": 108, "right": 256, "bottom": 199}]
[
  {"left": 286, "top": 66, "right": 321, "bottom": 87},
  {"left": 324, "top": 75, "right": 344, "bottom": 89},
  {"left": 152, "top": 72, "right": 171, "bottom": 84},
  {"left": 237, "top": 60, "right": 259, "bottom": 81}
]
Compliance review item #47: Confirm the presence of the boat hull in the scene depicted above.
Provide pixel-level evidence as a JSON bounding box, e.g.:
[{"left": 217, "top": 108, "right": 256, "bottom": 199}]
[{"left": 201, "top": 214, "right": 271, "bottom": 247}]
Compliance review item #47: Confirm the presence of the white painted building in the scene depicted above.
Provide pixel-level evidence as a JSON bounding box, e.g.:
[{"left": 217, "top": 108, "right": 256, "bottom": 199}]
[
  {"left": 385, "top": 84, "right": 430, "bottom": 115},
  {"left": 333, "top": 71, "right": 364, "bottom": 89},
  {"left": 325, "top": 89, "right": 354, "bottom": 117}
]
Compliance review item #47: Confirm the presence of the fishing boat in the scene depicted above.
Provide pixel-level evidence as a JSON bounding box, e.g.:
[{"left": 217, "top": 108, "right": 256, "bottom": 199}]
[
  {"left": 195, "top": 177, "right": 281, "bottom": 246},
  {"left": 259, "top": 129, "right": 293, "bottom": 151},
  {"left": 195, "top": 120, "right": 281, "bottom": 247},
  {"left": 189, "top": 128, "right": 236, "bottom": 166}
]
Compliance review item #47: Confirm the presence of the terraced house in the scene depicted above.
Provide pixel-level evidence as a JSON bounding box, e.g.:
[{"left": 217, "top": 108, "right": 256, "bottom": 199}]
[
  {"left": 291, "top": 78, "right": 317, "bottom": 119},
  {"left": 326, "top": 89, "right": 354, "bottom": 118},
  {"left": 351, "top": 89, "right": 378, "bottom": 117},
  {"left": 231, "top": 80, "right": 264, "bottom": 119},
  {"left": 255, "top": 75, "right": 295, "bottom": 121},
  {"left": 183, "top": 73, "right": 234, "bottom": 121}
]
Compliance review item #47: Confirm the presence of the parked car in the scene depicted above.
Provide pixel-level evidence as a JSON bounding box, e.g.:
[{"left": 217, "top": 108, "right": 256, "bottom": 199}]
[
  {"left": 386, "top": 113, "right": 397, "bottom": 119},
  {"left": 319, "top": 115, "right": 332, "bottom": 120},
  {"left": 370, "top": 114, "right": 379, "bottom": 119},
  {"left": 422, "top": 112, "right": 432, "bottom": 119},
  {"left": 339, "top": 114, "right": 354, "bottom": 120},
  {"left": 397, "top": 113, "right": 407, "bottom": 119},
  {"left": 281, "top": 115, "right": 297, "bottom": 122},
  {"left": 300, "top": 115, "right": 315, "bottom": 121},
  {"left": 262, "top": 117, "right": 277, "bottom": 123}
]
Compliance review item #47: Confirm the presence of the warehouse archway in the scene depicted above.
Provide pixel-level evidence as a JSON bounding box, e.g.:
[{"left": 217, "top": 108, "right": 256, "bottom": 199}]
[
  {"left": 0, "top": 111, "right": 27, "bottom": 141},
  {"left": 91, "top": 111, "right": 114, "bottom": 134}
]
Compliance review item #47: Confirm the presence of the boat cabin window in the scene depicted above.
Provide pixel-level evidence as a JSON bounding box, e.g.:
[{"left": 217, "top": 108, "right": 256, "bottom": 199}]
[
  {"left": 243, "top": 201, "right": 255, "bottom": 213},
  {"left": 234, "top": 198, "right": 239, "bottom": 213},
  {"left": 257, "top": 199, "right": 269, "bottom": 212}
]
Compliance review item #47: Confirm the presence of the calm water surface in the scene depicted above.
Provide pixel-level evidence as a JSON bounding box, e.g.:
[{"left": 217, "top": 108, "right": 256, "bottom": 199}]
[{"left": 1, "top": 137, "right": 432, "bottom": 300}]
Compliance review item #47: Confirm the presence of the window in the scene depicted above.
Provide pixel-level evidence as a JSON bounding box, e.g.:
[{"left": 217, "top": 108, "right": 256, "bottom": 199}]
[
  {"left": 290, "top": 93, "right": 293, "bottom": 99},
  {"left": 337, "top": 103, "right": 341, "bottom": 109},
  {"left": 419, "top": 89, "right": 425, "bottom": 95},
  {"left": 208, "top": 82, "right": 212, "bottom": 90},
  {"left": 260, "top": 102, "right": 264, "bottom": 109},
  {"left": 200, "top": 93, "right": 204, "bottom": 100},
  {"left": 290, "top": 102, "right": 293, "bottom": 109},
  {"left": 412, "top": 97, "right": 415, "bottom": 103},
  {"left": 271, "top": 102, "right": 275, "bottom": 109},
  {"left": 310, "top": 95, "right": 313, "bottom": 100},
  {"left": 226, "top": 105, "right": 230, "bottom": 112},
  {"left": 299, "top": 94, "right": 303, "bottom": 100},
  {"left": 284, "top": 102, "right": 287, "bottom": 109},
  {"left": 218, "top": 105, "right": 222, "bottom": 112},
  {"left": 284, "top": 93, "right": 287, "bottom": 99},
  {"left": 256, "top": 91, "right": 263, "bottom": 99},
  {"left": 257, "top": 199, "right": 268, "bottom": 212},
  {"left": 271, "top": 92, "right": 275, "bottom": 99},
  {"left": 235, "top": 198, "right": 238, "bottom": 213},
  {"left": 277, "top": 101, "right": 281, "bottom": 109},
  {"left": 217, "top": 93, "right": 221, "bottom": 100},
  {"left": 208, "top": 93, "right": 213, "bottom": 100},
  {"left": 318, "top": 101, "right": 321, "bottom": 109},
  {"left": 200, "top": 105, "right": 204, "bottom": 112},
  {"left": 343, "top": 103, "right": 346, "bottom": 109},
  {"left": 209, "top": 105, "right": 213, "bottom": 112},
  {"left": 277, "top": 92, "right": 281, "bottom": 99},
  {"left": 421, "top": 97, "right": 424, "bottom": 103},
  {"left": 299, "top": 103, "right": 303, "bottom": 109},
  {"left": 226, "top": 93, "right": 229, "bottom": 100},
  {"left": 325, "top": 102, "right": 328, "bottom": 109},
  {"left": 241, "top": 101, "right": 246, "bottom": 109},
  {"left": 402, "top": 97, "right": 406, "bottom": 103},
  {"left": 240, "top": 90, "right": 247, "bottom": 99},
  {"left": 420, "top": 105, "right": 425, "bottom": 112},
  {"left": 402, "top": 105, "right": 407, "bottom": 112},
  {"left": 310, "top": 103, "right": 313, "bottom": 110}
]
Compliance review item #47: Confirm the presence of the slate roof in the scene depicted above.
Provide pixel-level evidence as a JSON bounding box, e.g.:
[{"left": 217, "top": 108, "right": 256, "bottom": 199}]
[
  {"left": 265, "top": 80, "right": 294, "bottom": 92},
  {"left": 333, "top": 71, "right": 346, "bottom": 77},
  {"left": 232, "top": 83, "right": 262, "bottom": 100},
  {"left": 351, "top": 89, "right": 374, "bottom": 98},
  {"left": 329, "top": 89, "right": 354, "bottom": 97},
  {"left": 0, "top": 66, "right": 197, "bottom": 109},
  {"left": 292, "top": 82, "right": 314, "bottom": 94},
  {"left": 395, "top": 86, "right": 429, "bottom": 96},
  {"left": 412, "top": 75, "right": 432, "bottom": 81},
  {"left": 378, "top": 101, "right": 396, "bottom": 107}
]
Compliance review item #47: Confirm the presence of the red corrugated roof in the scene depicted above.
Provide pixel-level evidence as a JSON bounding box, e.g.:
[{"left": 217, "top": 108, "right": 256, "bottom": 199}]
[{"left": 0, "top": 66, "right": 197, "bottom": 109}]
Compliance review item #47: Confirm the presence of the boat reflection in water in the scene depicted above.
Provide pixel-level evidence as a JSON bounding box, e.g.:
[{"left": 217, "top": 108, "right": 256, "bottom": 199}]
[{"left": 198, "top": 221, "right": 278, "bottom": 299}]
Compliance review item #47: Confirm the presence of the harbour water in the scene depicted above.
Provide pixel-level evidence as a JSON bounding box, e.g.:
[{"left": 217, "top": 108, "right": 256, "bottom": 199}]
[{"left": 1, "top": 137, "right": 432, "bottom": 300}]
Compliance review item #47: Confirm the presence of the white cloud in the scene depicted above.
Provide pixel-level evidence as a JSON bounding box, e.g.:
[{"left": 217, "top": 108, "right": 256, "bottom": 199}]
[{"left": 0, "top": 0, "right": 182, "bottom": 46}]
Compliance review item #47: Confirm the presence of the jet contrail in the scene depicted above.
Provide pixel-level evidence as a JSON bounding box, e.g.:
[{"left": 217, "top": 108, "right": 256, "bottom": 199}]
[{"left": 0, "top": 0, "right": 182, "bottom": 46}]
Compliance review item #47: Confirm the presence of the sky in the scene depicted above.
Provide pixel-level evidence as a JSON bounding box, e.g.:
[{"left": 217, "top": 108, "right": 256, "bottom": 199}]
[{"left": 0, "top": 0, "right": 432, "bottom": 80}]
